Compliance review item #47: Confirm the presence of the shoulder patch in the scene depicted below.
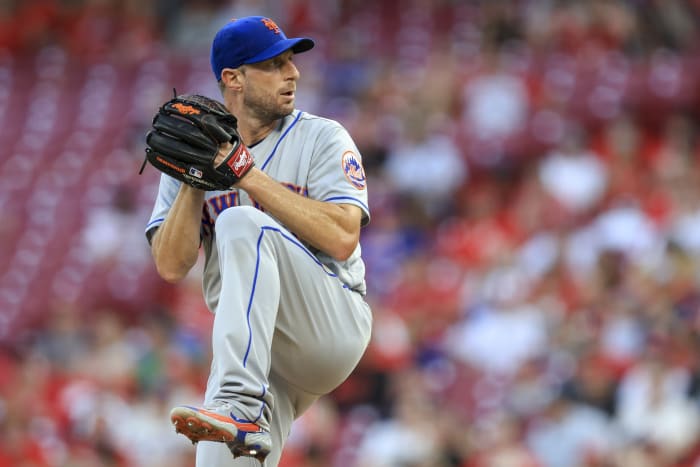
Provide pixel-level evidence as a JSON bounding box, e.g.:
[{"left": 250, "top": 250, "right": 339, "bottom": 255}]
[{"left": 341, "top": 151, "right": 366, "bottom": 190}]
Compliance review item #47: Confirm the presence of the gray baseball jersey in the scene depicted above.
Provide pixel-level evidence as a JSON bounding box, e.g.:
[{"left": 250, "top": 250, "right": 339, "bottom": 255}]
[{"left": 146, "top": 109, "right": 373, "bottom": 466}]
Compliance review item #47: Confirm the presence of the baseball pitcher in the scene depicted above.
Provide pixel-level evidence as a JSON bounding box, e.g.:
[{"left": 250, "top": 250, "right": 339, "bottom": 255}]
[{"left": 142, "top": 15, "right": 372, "bottom": 467}]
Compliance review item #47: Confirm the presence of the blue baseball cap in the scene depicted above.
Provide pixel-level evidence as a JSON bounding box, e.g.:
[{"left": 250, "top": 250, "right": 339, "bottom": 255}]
[{"left": 210, "top": 16, "right": 315, "bottom": 80}]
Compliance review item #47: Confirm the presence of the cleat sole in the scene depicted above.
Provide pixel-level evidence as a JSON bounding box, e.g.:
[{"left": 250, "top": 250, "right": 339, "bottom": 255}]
[{"left": 170, "top": 413, "right": 235, "bottom": 443}]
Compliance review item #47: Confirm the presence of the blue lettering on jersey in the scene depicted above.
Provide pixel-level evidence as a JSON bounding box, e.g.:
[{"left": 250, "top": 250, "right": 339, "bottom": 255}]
[
  {"left": 201, "top": 183, "right": 307, "bottom": 235},
  {"left": 201, "top": 192, "right": 240, "bottom": 236},
  {"left": 210, "top": 192, "right": 239, "bottom": 215}
]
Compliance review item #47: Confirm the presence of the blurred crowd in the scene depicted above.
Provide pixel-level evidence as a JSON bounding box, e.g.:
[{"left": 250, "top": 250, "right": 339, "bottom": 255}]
[{"left": 2, "top": 0, "right": 700, "bottom": 466}]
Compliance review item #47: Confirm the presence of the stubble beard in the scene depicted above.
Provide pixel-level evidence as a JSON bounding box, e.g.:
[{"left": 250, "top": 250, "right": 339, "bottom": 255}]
[{"left": 244, "top": 89, "right": 293, "bottom": 125}]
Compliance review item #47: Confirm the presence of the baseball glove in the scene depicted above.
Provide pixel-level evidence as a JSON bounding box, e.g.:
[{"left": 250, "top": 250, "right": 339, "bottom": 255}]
[{"left": 142, "top": 94, "right": 254, "bottom": 190}]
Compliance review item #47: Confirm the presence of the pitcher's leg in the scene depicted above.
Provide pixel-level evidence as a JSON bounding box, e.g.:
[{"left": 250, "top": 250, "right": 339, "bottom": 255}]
[
  {"left": 209, "top": 206, "right": 282, "bottom": 427},
  {"left": 195, "top": 442, "right": 239, "bottom": 467},
  {"left": 176, "top": 207, "right": 285, "bottom": 463},
  {"left": 249, "top": 371, "right": 318, "bottom": 467},
  {"left": 273, "top": 253, "right": 373, "bottom": 395},
  {"left": 188, "top": 206, "right": 371, "bottom": 464},
  {"left": 196, "top": 372, "right": 318, "bottom": 467},
  {"left": 213, "top": 205, "right": 371, "bottom": 401}
]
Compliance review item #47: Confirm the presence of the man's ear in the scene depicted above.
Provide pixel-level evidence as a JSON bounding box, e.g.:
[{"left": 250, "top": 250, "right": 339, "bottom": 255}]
[{"left": 221, "top": 68, "right": 242, "bottom": 91}]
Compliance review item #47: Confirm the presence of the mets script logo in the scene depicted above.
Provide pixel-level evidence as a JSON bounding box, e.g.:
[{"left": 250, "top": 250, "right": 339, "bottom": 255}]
[
  {"left": 341, "top": 151, "right": 366, "bottom": 190},
  {"left": 261, "top": 18, "right": 281, "bottom": 34}
]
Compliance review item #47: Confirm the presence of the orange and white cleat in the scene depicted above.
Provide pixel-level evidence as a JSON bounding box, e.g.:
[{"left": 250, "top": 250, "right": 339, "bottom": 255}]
[{"left": 170, "top": 405, "right": 271, "bottom": 462}]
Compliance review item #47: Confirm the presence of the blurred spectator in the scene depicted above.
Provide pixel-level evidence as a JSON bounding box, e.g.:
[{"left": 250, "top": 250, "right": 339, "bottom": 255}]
[
  {"left": 383, "top": 108, "right": 468, "bottom": 221},
  {"left": 445, "top": 260, "right": 549, "bottom": 377},
  {"left": 615, "top": 342, "right": 700, "bottom": 464},
  {"left": 526, "top": 393, "right": 621, "bottom": 467},
  {"left": 465, "top": 411, "right": 541, "bottom": 467},
  {"left": 80, "top": 184, "right": 150, "bottom": 267},
  {"left": 537, "top": 124, "right": 608, "bottom": 219},
  {"left": 460, "top": 46, "right": 530, "bottom": 167},
  {"left": 354, "top": 369, "right": 442, "bottom": 467}
]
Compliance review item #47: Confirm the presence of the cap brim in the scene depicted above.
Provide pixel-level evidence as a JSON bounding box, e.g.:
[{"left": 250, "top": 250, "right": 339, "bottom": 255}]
[{"left": 245, "top": 37, "right": 315, "bottom": 65}]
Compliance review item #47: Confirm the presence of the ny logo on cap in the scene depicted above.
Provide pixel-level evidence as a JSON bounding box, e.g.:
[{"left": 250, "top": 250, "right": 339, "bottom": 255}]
[{"left": 261, "top": 18, "right": 281, "bottom": 34}]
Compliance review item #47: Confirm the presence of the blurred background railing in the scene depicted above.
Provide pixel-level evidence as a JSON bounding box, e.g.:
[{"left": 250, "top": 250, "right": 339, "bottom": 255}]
[{"left": 2, "top": 1, "right": 700, "bottom": 466}]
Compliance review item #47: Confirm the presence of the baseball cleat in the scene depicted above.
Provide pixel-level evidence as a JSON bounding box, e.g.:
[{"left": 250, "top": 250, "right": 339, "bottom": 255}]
[{"left": 170, "top": 405, "right": 271, "bottom": 462}]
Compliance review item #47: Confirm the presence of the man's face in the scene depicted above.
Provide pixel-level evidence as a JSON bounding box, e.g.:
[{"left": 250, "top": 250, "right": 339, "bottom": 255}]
[{"left": 241, "top": 50, "right": 300, "bottom": 122}]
